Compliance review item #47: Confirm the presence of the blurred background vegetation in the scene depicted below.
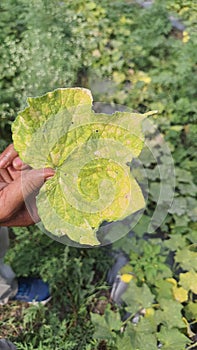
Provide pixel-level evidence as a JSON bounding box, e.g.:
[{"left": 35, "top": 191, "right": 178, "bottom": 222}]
[{"left": 0, "top": 0, "right": 196, "bottom": 349}]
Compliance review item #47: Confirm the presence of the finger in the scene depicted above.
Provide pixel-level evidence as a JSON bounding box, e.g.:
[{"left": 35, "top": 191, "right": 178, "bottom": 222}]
[
  {"left": 20, "top": 168, "right": 55, "bottom": 199},
  {"left": 43, "top": 168, "right": 55, "bottom": 180},
  {"left": 0, "top": 144, "right": 18, "bottom": 168},
  {"left": 0, "top": 204, "right": 40, "bottom": 226},
  {"left": 0, "top": 168, "right": 13, "bottom": 183},
  {"left": 12, "top": 156, "right": 30, "bottom": 170},
  {"left": 0, "top": 183, "right": 7, "bottom": 190},
  {"left": 0, "top": 168, "right": 55, "bottom": 223},
  {"left": 21, "top": 169, "right": 55, "bottom": 223}
]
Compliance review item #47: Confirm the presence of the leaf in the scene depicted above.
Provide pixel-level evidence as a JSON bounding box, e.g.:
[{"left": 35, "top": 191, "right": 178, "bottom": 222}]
[
  {"left": 169, "top": 197, "right": 187, "bottom": 216},
  {"left": 113, "top": 71, "right": 126, "bottom": 84},
  {"left": 186, "top": 197, "right": 197, "bottom": 221},
  {"left": 122, "top": 280, "right": 154, "bottom": 314},
  {"left": 91, "top": 313, "right": 114, "bottom": 340},
  {"left": 184, "top": 302, "right": 197, "bottom": 321},
  {"left": 139, "top": 147, "right": 156, "bottom": 166},
  {"left": 164, "top": 234, "right": 187, "bottom": 251},
  {"left": 146, "top": 168, "right": 159, "bottom": 181},
  {"left": 133, "top": 315, "right": 157, "bottom": 334},
  {"left": 104, "top": 307, "right": 122, "bottom": 331},
  {"left": 176, "top": 168, "right": 193, "bottom": 183},
  {"left": 175, "top": 246, "right": 197, "bottom": 271},
  {"left": 91, "top": 306, "right": 122, "bottom": 340},
  {"left": 116, "top": 334, "right": 135, "bottom": 350},
  {"left": 149, "top": 183, "right": 173, "bottom": 204},
  {"left": 155, "top": 299, "right": 184, "bottom": 329},
  {"left": 186, "top": 227, "right": 197, "bottom": 244},
  {"left": 133, "top": 215, "right": 150, "bottom": 237},
  {"left": 12, "top": 88, "right": 151, "bottom": 246},
  {"left": 155, "top": 279, "right": 174, "bottom": 301},
  {"left": 157, "top": 326, "right": 190, "bottom": 350},
  {"left": 173, "top": 215, "right": 189, "bottom": 227},
  {"left": 172, "top": 286, "right": 188, "bottom": 303},
  {"left": 180, "top": 270, "right": 197, "bottom": 294},
  {"left": 126, "top": 320, "right": 158, "bottom": 350},
  {"left": 178, "top": 182, "right": 197, "bottom": 196}
]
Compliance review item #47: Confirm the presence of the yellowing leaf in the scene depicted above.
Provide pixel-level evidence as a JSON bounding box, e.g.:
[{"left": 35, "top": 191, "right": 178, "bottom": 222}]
[
  {"left": 119, "top": 16, "right": 127, "bottom": 24},
  {"left": 121, "top": 274, "right": 134, "bottom": 283},
  {"left": 12, "top": 88, "right": 152, "bottom": 246},
  {"left": 132, "top": 71, "right": 151, "bottom": 85},
  {"left": 145, "top": 307, "right": 155, "bottom": 317},
  {"left": 182, "top": 317, "right": 196, "bottom": 338},
  {"left": 175, "top": 247, "right": 197, "bottom": 271},
  {"left": 180, "top": 270, "right": 197, "bottom": 294},
  {"left": 182, "top": 31, "right": 190, "bottom": 43},
  {"left": 166, "top": 278, "right": 177, "bottom": 287},
  {"left": 172, "top": 286, "right": 188, "bottom": 303},
  {"left": 113, "top": 71, "right": 126, "bottom": 84}
]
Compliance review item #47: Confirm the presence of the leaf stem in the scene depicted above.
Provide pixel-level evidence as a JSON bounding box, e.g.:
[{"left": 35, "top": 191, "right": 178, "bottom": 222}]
[
  {"left": 121, "top": 312, "right": 136, "bottom": 326},
  {"left": 187, "top": 342, "right": 197, "bottom": 350}
]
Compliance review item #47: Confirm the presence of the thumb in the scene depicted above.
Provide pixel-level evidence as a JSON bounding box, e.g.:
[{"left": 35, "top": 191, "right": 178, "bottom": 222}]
[
  {"left": 22, "top": 168, "right": 55, "bottom": 198},
  {"left": 12, "top": 156, "right": 30, "bottom": 170},
  {"left": 1, "top": 168, "right": 55, "bottom": 221}
]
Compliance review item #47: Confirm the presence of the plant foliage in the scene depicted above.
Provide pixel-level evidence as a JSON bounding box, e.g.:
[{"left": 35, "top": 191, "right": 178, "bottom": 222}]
[{"left": 0, "top": 0, "right": 196, "bottom": 349}]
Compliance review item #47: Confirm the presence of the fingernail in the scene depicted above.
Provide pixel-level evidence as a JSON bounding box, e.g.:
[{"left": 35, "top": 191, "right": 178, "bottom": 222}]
[{"left": 46, "top": 176, "right": 54, "bottom": 180}]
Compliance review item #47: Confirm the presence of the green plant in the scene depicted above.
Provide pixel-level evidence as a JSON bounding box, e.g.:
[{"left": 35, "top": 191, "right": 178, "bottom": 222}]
[
  {"left": 4, "top": 226, "right": 112, "bottom": 349},
  {"left": 0, "top": 0, "right": 196, "bottom": 348},
  {"left": 0, "top": 0, "right": 86, "bottom": 150}
]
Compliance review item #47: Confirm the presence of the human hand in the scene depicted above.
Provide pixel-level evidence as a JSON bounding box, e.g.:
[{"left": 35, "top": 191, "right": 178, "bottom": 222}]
[{"left": 0, "top": 144, "right": 55, "bottom": 226}]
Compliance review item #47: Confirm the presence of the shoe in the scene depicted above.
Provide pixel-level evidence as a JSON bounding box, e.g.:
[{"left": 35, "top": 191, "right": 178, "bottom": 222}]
[
  {"left": 0, "top": 339, "right": 16, "bottom": 350},
  {"left": 12, "top": 277, "right": 51, "bottom": 304}
]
